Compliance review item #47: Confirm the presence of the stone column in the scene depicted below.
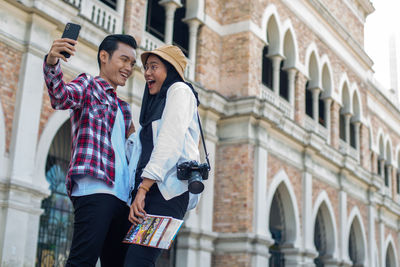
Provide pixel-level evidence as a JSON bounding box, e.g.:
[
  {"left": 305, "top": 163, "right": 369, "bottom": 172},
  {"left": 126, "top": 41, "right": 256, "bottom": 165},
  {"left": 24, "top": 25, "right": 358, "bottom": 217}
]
[
  {"left": 183, "top": 18, "right": 202, "bottom": 81},
  {"left": 368, "top": 203, "right": 376, "bottom": 267},
  {"left": 270, "top": 55, "right": 283, "bottom": 96},
  {"left": 287, "top": 68, "right": 297, "bottom": 109},
  {"left": 353, "top": 121, "right": 361, "bottom": 159},
  {"left": 160, "top": 0, "right": 182, "bottom": 44},
  {"left": 294, "top": 72, "right": 308, "bottom": 127},
  {"left": 1, "top": 14, "right": 53, "bottom": 267},
  {"left": 338, "top": 189, "right": 348, "bottom": 262},
  {"left": 330, "top": 102, "right": 340, "bottom": 149},
  {"left": 379, "top": 158, "right": 385, "bottom": 179},
  {"left": 178, "top": 110, "right": 218, "bottom": 267},
  {"left": 344, "top": 113, "right": 352, "bottom": 144},
  {"left": 311, "top": 87, "right": 321, "bottom": 122},
  {"left": 253, "top": 127, "right": 273, "bottom": 266},
  {"left": 301, "top": 161, "right": 318, "bottom": 265},
  {"left": 324, "top": 98, "right": 332, "bottom": 143}
]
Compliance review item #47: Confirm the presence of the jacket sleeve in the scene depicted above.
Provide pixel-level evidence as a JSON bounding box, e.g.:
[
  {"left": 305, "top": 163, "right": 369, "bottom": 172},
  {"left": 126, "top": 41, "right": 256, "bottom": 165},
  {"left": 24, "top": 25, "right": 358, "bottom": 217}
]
[
  {"left": 43, "top": 57, "right": 89, "bottom": 110},
  {"left": 141, "top": 83, "right": 196, "bottom": 182}
]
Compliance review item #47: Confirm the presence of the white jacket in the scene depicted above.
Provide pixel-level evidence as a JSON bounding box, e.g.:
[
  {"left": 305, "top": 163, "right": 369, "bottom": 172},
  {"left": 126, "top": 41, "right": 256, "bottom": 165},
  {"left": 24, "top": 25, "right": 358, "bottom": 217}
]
[{"left": 126, "top": 82, "right": 201, "bottom": 210}]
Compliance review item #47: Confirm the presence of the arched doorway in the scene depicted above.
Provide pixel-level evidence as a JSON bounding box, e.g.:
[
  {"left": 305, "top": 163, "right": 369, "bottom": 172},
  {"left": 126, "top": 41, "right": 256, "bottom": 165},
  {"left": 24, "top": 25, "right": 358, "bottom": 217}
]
[
  {"left": 36, "top": 121, "right": 73, "bottom": 267},
  {"left": 314, "top": 210, "right": 326, "bottom": 267},
  {"left": 348, "top": 219, "right": 365, "bottom": 267},
  {"left": 385, "top": 242, "right": 396, "bottom": 267},
  {"left": 313, "top": 203, "right": 336, "bottom": 266},
  {"left": 269, "top": 190, "right": 285, "bottom": 266}
]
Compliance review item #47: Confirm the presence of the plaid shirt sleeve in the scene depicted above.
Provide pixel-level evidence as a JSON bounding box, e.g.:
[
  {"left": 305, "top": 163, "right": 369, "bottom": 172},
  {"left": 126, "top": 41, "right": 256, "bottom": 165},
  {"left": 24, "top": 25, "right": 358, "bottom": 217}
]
[{"left": 43, "top": 57, "right": 91, "bottom": 110}]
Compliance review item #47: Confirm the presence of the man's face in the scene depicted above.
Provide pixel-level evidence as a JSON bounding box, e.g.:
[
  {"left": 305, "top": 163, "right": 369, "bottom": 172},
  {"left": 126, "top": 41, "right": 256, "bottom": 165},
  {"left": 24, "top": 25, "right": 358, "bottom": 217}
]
[
  {"left": 99, "top": 42, "right": 136, "bottom": 89},
  {"left": 144, "top": 55, "right": 167, "bottom": 95}
]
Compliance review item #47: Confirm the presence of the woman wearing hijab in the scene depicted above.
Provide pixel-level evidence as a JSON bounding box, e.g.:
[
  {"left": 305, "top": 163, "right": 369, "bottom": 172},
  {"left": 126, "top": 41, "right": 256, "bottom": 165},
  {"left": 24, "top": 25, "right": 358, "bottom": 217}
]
[{"left": 124, "top": 45, "right": 201, "bottom": 266}]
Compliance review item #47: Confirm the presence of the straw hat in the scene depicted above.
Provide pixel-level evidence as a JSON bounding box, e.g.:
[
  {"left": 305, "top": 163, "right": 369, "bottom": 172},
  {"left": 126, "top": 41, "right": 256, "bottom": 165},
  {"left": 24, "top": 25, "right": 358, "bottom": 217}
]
[{"left": 141, "top": 45, "right": 187, "bottom": 81}]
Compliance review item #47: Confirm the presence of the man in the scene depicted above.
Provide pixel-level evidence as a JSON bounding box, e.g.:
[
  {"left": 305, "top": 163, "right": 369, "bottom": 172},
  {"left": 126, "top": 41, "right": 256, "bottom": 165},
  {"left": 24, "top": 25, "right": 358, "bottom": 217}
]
[{"left": 43, "top": 34, "right": 137, "bottom": 266}]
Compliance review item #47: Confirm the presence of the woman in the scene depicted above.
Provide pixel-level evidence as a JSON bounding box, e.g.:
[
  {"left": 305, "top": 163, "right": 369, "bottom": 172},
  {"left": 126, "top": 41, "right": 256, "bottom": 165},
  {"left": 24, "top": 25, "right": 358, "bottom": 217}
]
[{"left": 124, "top": 45, "right": 202, "bottom": 266}]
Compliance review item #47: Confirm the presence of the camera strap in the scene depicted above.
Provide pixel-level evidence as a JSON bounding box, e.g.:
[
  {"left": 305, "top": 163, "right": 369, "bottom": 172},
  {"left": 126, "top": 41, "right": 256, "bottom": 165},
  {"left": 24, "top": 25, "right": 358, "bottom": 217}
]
[{"left": 197, "top": 112, "right": 211, "bottom": 171}]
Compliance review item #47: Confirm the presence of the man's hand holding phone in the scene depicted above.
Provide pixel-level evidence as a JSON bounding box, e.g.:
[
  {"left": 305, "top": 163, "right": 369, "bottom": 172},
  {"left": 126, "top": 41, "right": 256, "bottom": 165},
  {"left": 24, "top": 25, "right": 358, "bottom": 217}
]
[
  {"left": 46, "top": 23, "right": 81, "bottom": 66},
  {"left": 46, "top": 38, "right": 77, "bottom": 65}
]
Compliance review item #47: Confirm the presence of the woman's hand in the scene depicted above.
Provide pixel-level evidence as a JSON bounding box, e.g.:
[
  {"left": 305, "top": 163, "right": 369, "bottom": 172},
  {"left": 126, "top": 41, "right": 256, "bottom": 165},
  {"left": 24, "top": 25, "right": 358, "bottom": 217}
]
[{"left": 129, "top": 188, "right": 147, "bottom": 225}]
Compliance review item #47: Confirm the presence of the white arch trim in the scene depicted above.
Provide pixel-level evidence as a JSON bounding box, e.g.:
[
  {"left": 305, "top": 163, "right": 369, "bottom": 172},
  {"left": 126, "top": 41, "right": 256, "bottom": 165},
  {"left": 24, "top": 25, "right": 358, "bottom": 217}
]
[
  {"left": 281, "top": 20, "right": 300, "bottom": 69},
  {"left": 261, "top": 4, "right": 282, "bottom": 47},
  {"left": 312, "top": 191, "right": 339, "bottom": 258},
  {"left": 376, "top": 128, "right": 385, "bottom": 156},
  {"left": 384, "top": 235, "right": 399, "bottom": 267},
  {"left": 346, "top": 207, "right": 368, "bottom": 265},
  {"left": 320, "top": 55, "right": 336, "bottom": 100},
  {"left": 266, "top": 169, "right": 301, "bottom": 247},
  {"left": 304, "top": 43, "right": 321, "bottom": 84},
  {"left": 394, "top": 145, "right": 400, "bottom": 168},
  {"left": 34, "top": 110, "right": 70, "bottom": 190},
  {"left": 350, "top": 86, "right": 364, "bottom": 122},
  {"left": 337, "top": 73, "right": 351, "bottom": 108},
  {"left": 384, "top": 135, "right": 394, "bottom": 163}
]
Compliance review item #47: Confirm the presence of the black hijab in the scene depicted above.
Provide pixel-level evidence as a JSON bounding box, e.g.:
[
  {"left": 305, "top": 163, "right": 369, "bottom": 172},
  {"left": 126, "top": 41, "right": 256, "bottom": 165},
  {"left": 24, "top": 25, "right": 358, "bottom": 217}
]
[{"left": 139, "top": 55, "right": 199, "bottom": 127}]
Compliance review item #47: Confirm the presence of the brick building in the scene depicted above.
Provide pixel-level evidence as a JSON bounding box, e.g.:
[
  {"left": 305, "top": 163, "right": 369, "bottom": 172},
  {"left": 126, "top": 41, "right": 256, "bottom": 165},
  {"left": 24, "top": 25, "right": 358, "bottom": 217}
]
[{"left": 0, "top": 0, "right": 399, "bottom": 266}]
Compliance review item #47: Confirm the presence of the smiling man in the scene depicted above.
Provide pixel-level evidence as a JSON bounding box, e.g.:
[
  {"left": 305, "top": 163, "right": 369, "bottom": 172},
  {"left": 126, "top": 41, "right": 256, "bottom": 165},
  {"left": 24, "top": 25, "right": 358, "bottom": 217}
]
[{"left": 43, "top": 34, "right": 137, "bottom": 267}]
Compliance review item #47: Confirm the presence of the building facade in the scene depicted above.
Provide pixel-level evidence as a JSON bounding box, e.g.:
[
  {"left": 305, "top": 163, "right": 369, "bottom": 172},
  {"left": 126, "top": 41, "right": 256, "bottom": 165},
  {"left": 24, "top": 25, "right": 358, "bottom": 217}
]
[{"left": 0, "top": 0, "right": 399, "bottom": 266}]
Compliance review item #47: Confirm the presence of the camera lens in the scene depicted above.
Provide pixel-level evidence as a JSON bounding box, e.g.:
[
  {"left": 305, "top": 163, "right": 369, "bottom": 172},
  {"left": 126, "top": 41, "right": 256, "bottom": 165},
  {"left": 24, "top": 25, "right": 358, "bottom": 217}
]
[{"left": 188, "top": 171, "right": 204, "bottom": 194}]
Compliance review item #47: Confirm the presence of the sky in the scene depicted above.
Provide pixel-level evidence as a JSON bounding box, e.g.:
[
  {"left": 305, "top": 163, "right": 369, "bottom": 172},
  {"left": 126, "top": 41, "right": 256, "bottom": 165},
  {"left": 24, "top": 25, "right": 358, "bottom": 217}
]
[{"left": 365, "top": 0, "right": 400, "bottom": 90}]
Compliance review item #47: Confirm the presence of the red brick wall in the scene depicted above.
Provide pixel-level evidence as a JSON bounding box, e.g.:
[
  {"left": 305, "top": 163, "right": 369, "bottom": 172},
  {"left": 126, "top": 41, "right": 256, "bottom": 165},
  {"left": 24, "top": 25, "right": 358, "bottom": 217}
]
[
  {"left": 213, "top": 143, "right": 255, "bottom": 233},
  {"left": 213, "top": 253, "right": 252, "bottom": 267},
  {"left": 124, "top": 0, "right": 147, "bottom": 44},
  {"left": 0, "top": 42, "right": 22, "bottom": 152}
]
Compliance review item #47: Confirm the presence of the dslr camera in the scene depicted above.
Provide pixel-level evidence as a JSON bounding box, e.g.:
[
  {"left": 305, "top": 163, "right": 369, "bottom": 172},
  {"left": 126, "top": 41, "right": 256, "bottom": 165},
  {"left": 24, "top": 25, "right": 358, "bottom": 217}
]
[{"left": 176, "top": 161, "right": 209, "bottom": 194}]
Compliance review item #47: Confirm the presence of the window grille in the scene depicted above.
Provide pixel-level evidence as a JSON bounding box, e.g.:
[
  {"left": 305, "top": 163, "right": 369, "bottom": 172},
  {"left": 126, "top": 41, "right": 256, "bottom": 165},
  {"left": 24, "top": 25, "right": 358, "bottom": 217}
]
[{"left": 36, "top": 121, "right": 73, "bottom": 267}]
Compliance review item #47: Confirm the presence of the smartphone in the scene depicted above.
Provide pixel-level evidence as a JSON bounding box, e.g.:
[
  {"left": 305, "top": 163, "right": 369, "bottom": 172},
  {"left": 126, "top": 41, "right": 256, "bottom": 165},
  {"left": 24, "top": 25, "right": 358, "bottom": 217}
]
[{"left": 61, "top": 22, "right": 81, "bottom": 58}]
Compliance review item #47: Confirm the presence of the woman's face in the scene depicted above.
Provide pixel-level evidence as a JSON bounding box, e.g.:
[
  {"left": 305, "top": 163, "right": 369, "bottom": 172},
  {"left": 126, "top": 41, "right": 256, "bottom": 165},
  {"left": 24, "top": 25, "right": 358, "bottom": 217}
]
[{"left": 144, "top": 54, "right": 167, "bottom": 95}]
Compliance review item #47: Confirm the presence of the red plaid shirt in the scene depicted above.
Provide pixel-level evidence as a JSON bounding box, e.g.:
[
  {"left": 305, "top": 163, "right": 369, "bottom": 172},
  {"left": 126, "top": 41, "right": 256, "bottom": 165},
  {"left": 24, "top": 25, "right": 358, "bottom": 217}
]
[{"left": 43, "top": 59, "right": 132, "bottom": 196}]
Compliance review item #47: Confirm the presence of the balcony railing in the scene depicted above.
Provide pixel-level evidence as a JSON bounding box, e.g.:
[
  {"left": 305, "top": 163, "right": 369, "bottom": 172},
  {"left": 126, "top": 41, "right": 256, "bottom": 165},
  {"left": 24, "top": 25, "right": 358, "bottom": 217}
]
[
  {"left": 140, "top": 32, "right": 195, "bottom": 80},
  {"left": 261, "top": 86, "right": 276, "bottom": 105},
  {"left": 63, "top": 0, "right": 121, "bottom": 33}
]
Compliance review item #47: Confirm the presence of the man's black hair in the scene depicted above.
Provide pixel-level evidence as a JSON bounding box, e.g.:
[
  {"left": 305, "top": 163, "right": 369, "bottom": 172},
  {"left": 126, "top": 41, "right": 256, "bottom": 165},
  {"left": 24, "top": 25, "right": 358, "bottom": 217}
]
[{"left": 97, "top": 34, "right": 137, "bottom": 69}]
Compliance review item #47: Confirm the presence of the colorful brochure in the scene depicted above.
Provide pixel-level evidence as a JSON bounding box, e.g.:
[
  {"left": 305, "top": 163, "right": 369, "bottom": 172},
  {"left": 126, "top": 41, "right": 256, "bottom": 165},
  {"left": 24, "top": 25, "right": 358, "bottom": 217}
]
[{"left": 123, "top": 214, "right": 183, "bottom": 249}]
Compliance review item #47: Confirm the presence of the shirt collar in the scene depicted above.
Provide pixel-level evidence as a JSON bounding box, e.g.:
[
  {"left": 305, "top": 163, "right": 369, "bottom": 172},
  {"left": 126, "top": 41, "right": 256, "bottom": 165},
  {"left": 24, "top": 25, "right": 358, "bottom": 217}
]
[{"left": 95, "top": 76, "right": 115, "bottom": 93}]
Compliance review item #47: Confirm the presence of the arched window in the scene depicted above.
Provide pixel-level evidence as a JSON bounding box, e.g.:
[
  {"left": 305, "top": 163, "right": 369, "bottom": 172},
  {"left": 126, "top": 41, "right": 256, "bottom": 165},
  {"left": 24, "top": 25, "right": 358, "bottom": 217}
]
[
  {"left": 262, "top": 46, "right": 273, "bottom": 89},
  {"left": 146, "top": 0, "right": 166, "bottom": 41},
  {"left": 396, "top": 171, "right": 400, "bottom": 194},
  {"left": 350, "top": 123, "right": 356, "bottom": 148},
  {"left": 384, "top": 164, "right": 390, "bottom": 186},
  {"left": 36, "top": 121, "right": 73, "bottom": 266},
  {"left": 100, "top": 0, "right": 117, "bottom": 9},
  {"left": 339, "top": 109, "right": 346, "bottom": 141},
  {"left": 172, "top": 0, "right": 189, "bottom": 56},
  {"left": 279, "top": 60, "right": 289, "bottom": 100},
  {"left": 318, "top": 93, "right": 325, "bottom": 126},
  {"left": 305, "top": 82, "right": 313, "bottom": 118}
]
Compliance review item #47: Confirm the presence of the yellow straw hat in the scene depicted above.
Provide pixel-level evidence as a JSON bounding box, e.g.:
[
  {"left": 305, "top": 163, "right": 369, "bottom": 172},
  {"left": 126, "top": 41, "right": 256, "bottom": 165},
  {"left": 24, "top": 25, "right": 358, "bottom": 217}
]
[{"left": 141, "top": 45, "right": 187, "bottom": 81}]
